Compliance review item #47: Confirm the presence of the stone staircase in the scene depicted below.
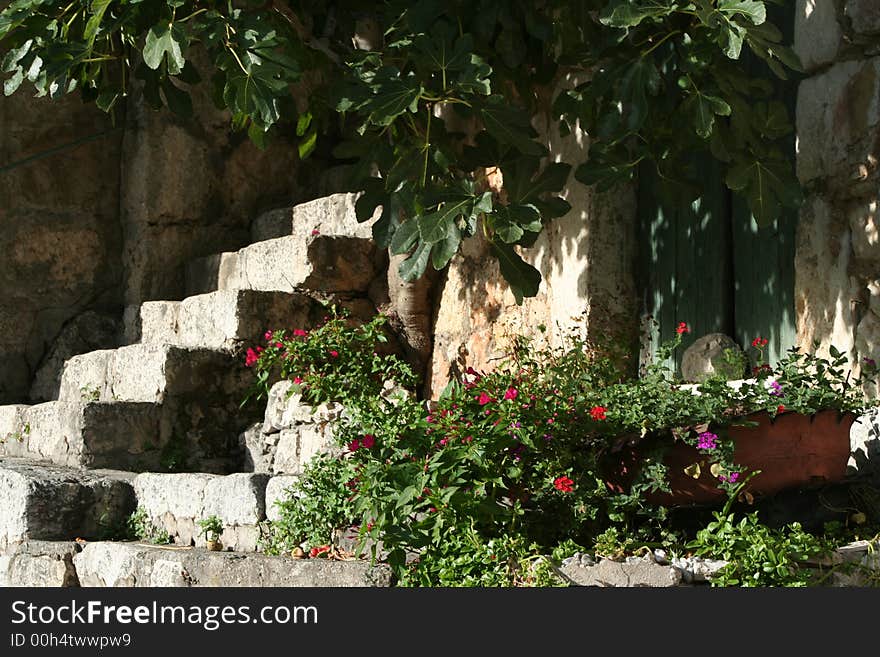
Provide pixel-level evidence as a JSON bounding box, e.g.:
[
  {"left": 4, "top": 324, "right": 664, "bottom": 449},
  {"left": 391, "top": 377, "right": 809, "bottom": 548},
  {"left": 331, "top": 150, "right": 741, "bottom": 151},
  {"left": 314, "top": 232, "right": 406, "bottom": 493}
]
[{"left": 0, "top": 193, "right": 392, "bottom": 587}]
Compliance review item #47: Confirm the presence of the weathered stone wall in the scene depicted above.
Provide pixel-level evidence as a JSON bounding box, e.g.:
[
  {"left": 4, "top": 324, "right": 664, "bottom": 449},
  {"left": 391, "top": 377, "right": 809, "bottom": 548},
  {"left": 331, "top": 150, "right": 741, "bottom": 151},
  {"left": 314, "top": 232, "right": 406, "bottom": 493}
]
[
  {"left": 794, "top": 0, "right": 880, "bottom": 377},
  {"left": 0, "top": 93, "right": 124, "bottom": 404},
  {"left": 1, "top": 78, "right": 301, "bottom": 403},
  {"left": 428, "top": 120, "right": 638, "bottom": 396}
]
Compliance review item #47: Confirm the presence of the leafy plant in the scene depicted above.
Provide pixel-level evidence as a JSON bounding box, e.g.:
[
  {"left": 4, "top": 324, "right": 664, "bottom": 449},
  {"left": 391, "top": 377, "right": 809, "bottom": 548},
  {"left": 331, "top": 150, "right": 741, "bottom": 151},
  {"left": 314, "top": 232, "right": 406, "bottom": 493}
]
[
  {"left": 261, "top": 454, "right": 357, "bottom": 555},
  {"left": 125, "top": 507, "right": 173, "bottom": 545},
  {"left": 198, "top": 515, "right": 223, "bottom": 543},
  {"left": 0, "top": 1, "right": 803, "bottom": 301}
]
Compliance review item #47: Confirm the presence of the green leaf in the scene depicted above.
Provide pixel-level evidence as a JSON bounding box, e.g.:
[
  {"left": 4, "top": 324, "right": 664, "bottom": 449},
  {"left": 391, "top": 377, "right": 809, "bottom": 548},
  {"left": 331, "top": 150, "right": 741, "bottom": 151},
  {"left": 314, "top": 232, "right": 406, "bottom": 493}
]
[
  {"left": 143, "top": 24, "right": 185, "bottom": 75},
  {"left": 3, "top": 67, "right": 23, "bottom": 96},
  {"left": 725, "top": 154, "right": 803, "bottom": 226},
  {"left": 296, "top": 111, "right": 312, "bottom": 137},
  {"left": 685, "top": 92, "right": 732, "bottom": 139},
  {"left": 366, "top": 72, "right": 423, "bottom": 126},
  {"left": 599, "top": 0, "right": 675, "bottom": 28},
  {"left": 491, "top": 241, "right": 541, "bottom": 304},
  {"left": 479, "top": 97, "right": 545, "bottom": 157},
  {"left": 719, "top": 1, "right": 766, "bottom": 25},
  {"left": 431, "top": 223, "right": 461, "bottom": 270},
  {"left": 417, "top": 198, "right": 471, "bottom": 244},
  {"left": 85, "top": 0, "right": 112, "bottom": 46},
  {"left": 390, "top": 218, "right": 420, "bottom": 255},
  {"left": 298, "top": 126, "right": 317, "bottom": 160},
  {"left": 398, "top": 240, "right": 432, "bottom": 281}
]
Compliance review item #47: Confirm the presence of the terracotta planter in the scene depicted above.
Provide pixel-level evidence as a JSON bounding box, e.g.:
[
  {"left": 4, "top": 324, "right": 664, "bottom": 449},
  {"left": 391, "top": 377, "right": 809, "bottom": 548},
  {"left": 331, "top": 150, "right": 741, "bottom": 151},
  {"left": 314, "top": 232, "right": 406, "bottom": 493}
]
[
  {"left": 206, "top": 539, "right": 223, "bottom": 552},
  {"left": 609, "top": 410, "right": 857, "bottom": 507}
]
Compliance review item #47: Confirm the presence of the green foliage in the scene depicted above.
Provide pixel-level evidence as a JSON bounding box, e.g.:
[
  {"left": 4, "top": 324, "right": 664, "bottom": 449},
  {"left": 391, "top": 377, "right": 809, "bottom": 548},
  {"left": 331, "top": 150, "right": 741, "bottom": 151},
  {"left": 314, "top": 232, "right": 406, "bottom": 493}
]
[
  {"left": 261, "top": 455, "right": 357, "bottom": 554},
  {"left": 197, "top": 514, "right": 223, "bottom": 542},
  {"left": 0, "top": 0, "right": 803, "bottom": 301},
  {"left": 247, "top": 317, "right": 878, "bottom": 584},
  {"left": 125, "top": 507, "right": 173, "bottom": 545},
  {"left": 689, "top": 510, "right": 828, "bottom": 586}
]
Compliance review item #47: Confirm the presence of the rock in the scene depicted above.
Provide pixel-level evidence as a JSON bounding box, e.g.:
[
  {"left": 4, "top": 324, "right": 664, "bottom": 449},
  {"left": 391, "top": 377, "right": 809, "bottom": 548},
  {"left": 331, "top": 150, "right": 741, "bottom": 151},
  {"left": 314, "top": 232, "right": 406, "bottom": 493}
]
[
  {"left": 560, "top": 556, "right": 682, "bottom": 587},
  {"left": 265, "top": 475, "right": 300, "bottom": 522},
  {"left": 797, "top": 59, "right": 880, "bottom": 191},
  {"left": 30, "top": 311, "right": 122, "bottom": 402},
  {"left": 671, "top": 556, "right": 729, "bottom": 584},
  {"left": 0, "top": 401, "right": 165, "bottom": 471},
  {"left": 1, "top": 540, "right": 80, "bottom": 587},
  {"left": 133, "top": 473, "right": 270, "bottom": 551},
  {"left": 794, "top": 196, "right": 856, "bottom": 359},
  {"left": 272, "top": 424, "right": 336, "bottom": 475},
  {"left": 794, "top": 0, "right": 843, "bottom": 72},
  {"left": 74, "top": 542, "right": 393, "bottom": 587},
  {"left": 681, "top": 333, "right": 746, "bottom": 382},
  {"left": 263, "top": 381, "right": 316, "bottom": 434},
  {"left": 250, "top": 192, "right": 378, "bottom": 243},
  {"left": 846, "top": 0, "right": 880, "bottom": 35},
  {"left": 0, "top": 458, "right": 135, "bottom": 550},
  {"left": 240, "top": 423, "right": 272, "bottom": 473},
  {"left": 186, "top": 233, "right": 381, "bottom": 297}
]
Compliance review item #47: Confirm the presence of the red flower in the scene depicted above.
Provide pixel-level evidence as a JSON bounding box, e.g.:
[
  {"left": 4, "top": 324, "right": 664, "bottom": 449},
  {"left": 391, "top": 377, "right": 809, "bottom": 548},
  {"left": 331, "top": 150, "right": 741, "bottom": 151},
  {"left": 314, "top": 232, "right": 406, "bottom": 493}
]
[
  {"left": 329, "top": 350, "right": 339, "bottom": 358},
  {"left": 293, "top": 376, "right": 303, "bottom": 385},
  {"left": 310, "top": 229, "right": 320, "bottom": 237},
  {"left": 309, "top": 545, "right": 330, "bottom": 558},
  {"left": 676, "top": 322, "right": 690, "bottom": 335},
  {"left": 751, "top": 336, "right": 768, "bottom": 348},
  {"left": 504, "top": 387, "right": 518, "bottom": 401},
  {"left": 245, "top": 348, "right": 260, "bottom": 367},
  {"left": 590, "top": 406, "right": 607, "bottom": 421},
  {"left": 553, "top": 476, "right": 575, "bottom": 493},
  {"left": 293, "top": 329, "right": 308, "bottom": 337},
  {"left": 275, "top": 342, "right": 283, "bottom": 348},
  {"left": 361, "top": 434, "right": 375, "bottom": 449},
  {"left": 348, "top": 439, "right": 360, "bottom": 452},
  {"left": 477, "top": 392, "right": 492, "bottom": 406},
  {"left": 777, "top": 405, "right": 786, "bottom": 414},
  {"left": 264, "top": 330, "right": 273, "bottom": 341}
]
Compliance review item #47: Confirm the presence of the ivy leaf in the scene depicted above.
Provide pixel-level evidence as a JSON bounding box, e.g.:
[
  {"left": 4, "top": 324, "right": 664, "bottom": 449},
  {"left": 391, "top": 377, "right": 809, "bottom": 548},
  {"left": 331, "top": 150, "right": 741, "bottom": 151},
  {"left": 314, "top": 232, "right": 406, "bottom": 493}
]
[
  {"left": 492, "top": 241, "right": 541, "bottom": 304},
  {"left": 398, "top": 240, "right": 432, "bottom": 281},
  {"left": 143, "top": 24, "right": 186, "bottom": 75},
  {"left": 599, "top": 0, "right": 676, "bottom": 28}
]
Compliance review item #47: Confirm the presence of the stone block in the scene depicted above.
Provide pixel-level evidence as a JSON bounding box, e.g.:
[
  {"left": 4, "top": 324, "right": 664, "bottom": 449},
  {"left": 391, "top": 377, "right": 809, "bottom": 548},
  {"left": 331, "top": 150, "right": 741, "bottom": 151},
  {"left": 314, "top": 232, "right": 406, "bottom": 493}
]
[
  {"left": 795, "top": 0, "right": 843, "bottom": 72},
  {"left": 265, "top": 475, "right": 300, "bottom": 522},
  {"left": 560, "top": 556, "right": 682, "bottom": 587},
  {"left": 846, "top": 0, "right": 880, "bottom": 35},
  {"left": 74, "top": 542, "right": 393, "bottom": 587},
  {"left": 681, "top": 333, "right": 746, "bottom": 382},
  {"left": 134, "top": 473, "right": 270, "bottom": 551},
  {"left": 1, "top": 541, "right": 80, "bottom": 587},
  {"left": 0, "top": 458, "right": 135, "bottom": 550},
  {"left": 250, "top": 192, "right": 378, "bottom": 242}
]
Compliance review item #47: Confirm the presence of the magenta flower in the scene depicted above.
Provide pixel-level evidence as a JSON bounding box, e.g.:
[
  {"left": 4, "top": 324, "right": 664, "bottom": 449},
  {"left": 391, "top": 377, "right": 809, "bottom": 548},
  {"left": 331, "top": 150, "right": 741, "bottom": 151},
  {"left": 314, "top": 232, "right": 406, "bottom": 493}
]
[
  {"left": 264, "top": 330, "right": 273, "bottom": 341},
  {"left": 361, "top": 434, "right": 375, "bottom": 449},
  {"left": 504, "top": 387, "right": 518, "bottom": 401},
  {"left": 697, "top": 431, "right": 719, "bottom": 450},
  {"left": 768, "top": 381, "right": 784, "bottom": 397},
  {"left": 477, "top": 392, "right": 492, "bottom": 406},
  {"left": 293, "top": 329, "right": 308, "bottom": 337},
  {"left": 329, "top": 350, "right": 339, "bottom": 358},
  {"left": 348, "top": 439, "right": 360, "bottom": 452}
]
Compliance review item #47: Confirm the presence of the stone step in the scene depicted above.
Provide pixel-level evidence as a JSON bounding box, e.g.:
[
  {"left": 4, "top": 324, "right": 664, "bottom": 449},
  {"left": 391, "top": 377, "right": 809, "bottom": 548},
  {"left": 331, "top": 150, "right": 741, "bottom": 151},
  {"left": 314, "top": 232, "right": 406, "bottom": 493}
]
[
  {"left": 0, "top": 396, "right": 252, "bottom": 473},
  {"left": 125, "top": 289, "right": 323, "bottom": 350},
  {"left": 186, "top": 195, "right": 383, "bottom": 296},
  {"left": 73, "top": 541, "right": 393, "bottom": 587},
  {"left": 250, "top": 192, "right": 377, "bottom": 243},
  {"left": 0, "top": 540, "right": 81, "bottom": 587},
  {"left": 0, "top": 458, "right": 135, "bottom": 551},
  {"left": 58, "top": 343, "right": 248, "bottom": 404},
  {"left": 239, "top": 381, "right": 341, "bottom": 475},
  {"left": 133, "top": 473, "right": 270, "bottom": 552},
  {"left": 0, "top": 401, "right": 164, "bottom": 470}
]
